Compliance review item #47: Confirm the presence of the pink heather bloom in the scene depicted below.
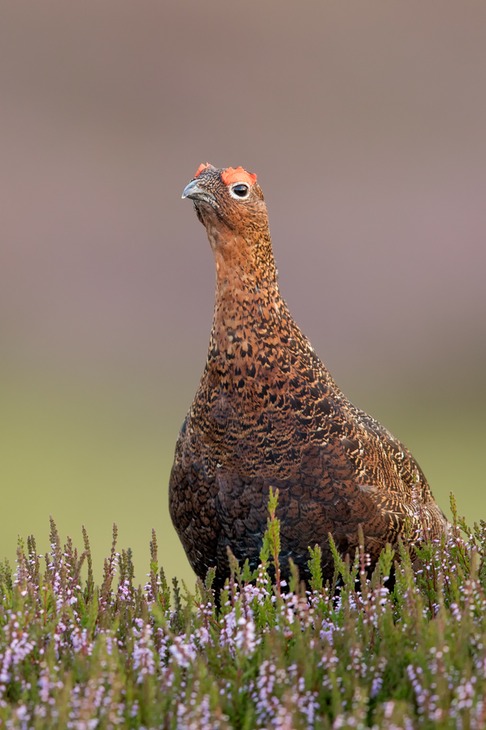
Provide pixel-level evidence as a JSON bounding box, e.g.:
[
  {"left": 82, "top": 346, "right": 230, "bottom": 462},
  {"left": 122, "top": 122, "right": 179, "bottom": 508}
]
[
  {"left": 168, "top": 635, "right": 198, "bottom": 669},
  {"left": 132, "top": 623, "right": 156, "bottom": 683}
]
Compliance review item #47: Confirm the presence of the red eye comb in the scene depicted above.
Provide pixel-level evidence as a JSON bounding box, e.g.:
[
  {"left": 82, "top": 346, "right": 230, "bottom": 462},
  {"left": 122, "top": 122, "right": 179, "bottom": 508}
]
[
  {"left": 194, "top": 162, "right": 213, "bottom": 178},
  {"left": 221, "top": 167, "right": 257, "bottom": 186}
]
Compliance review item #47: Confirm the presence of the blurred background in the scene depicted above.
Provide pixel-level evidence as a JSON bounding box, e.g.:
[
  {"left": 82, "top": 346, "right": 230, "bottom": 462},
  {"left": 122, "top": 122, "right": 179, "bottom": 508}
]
[{"left": 1, "top": 1, "right": 485, "bottom": 585}]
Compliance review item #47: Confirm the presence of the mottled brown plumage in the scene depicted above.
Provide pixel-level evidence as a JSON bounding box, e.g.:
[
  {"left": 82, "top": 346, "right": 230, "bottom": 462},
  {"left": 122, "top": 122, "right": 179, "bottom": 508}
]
[{"left": 169, "top": 163, "right": 448, "bottom": 591}]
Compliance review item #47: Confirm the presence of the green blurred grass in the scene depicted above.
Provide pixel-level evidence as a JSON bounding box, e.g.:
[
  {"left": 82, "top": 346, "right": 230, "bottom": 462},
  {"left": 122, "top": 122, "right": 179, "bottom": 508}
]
[
  {"left": 0, "top": 371, "right": 195, "bottom": 587},
  {"left": 1, "top": 370, "right": 484, "bottom": 586}
]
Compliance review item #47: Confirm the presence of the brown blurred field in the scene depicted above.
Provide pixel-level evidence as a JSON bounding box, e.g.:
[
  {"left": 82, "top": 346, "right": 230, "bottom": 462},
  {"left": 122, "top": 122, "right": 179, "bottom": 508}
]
[{"left": 1, "top": 1, "right": 485, "bottom": 583}]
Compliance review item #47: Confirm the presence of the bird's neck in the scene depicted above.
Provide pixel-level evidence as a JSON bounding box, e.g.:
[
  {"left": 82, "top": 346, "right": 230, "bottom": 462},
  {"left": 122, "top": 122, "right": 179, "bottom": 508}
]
[
  {"left": 206, "top": 229, "right": 317, "bottom": 376},
  {"left": 203, "top": 247, "right": 341, "bottom": 405},
  {"left": 208, "top": 268, "right": 294, "bottom": 367},
  {"left": 209, "top": 228, "right": 277, "bottom": 290}
]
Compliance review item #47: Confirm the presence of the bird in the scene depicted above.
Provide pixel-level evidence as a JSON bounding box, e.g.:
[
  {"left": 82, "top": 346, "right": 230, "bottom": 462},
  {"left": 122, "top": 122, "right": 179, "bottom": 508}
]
[{"left": 169, "top": 162, "right": 449, "bottom": 593}]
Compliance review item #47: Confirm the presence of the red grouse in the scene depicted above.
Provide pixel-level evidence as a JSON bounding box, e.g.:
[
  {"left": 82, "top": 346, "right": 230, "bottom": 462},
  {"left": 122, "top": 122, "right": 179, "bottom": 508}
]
[{"left": 169, "top": 163, "right": 448, "bottom": 592}]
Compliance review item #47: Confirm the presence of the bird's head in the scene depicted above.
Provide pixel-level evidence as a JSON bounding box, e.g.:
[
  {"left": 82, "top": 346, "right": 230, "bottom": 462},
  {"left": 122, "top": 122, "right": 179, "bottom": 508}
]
[
  {"left": 182, "top": 163, "right": 269, "bottom": 239},
  {"left": 182, "top": 163, "right": 275, "bottom": 287}
]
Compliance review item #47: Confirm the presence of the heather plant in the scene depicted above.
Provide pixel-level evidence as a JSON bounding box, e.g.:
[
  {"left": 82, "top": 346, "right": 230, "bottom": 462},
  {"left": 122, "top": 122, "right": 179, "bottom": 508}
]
[{"left": 0, "top": 497, "right": 485, "bottom": 729}]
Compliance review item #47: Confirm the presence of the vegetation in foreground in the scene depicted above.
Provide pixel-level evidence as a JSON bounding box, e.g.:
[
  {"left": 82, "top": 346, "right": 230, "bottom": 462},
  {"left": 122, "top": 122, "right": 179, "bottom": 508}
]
[{"left": 0, "top": 495, "right": 485, "bottom": 729}]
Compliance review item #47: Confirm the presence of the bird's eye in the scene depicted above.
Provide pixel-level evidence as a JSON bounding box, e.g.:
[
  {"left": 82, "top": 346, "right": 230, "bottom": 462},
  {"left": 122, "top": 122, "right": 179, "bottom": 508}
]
[{"left": 230, "top": 183, "right": 250, "bottom": 199}]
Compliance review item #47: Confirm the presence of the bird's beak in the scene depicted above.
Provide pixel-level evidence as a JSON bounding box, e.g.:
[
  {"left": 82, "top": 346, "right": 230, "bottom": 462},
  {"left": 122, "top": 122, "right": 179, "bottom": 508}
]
[
  {"left": 181, "top": 178, "right": 216, "bottom": 206},
  {"left": 181, "top": 179, "right": 205, "bottom": 200}
]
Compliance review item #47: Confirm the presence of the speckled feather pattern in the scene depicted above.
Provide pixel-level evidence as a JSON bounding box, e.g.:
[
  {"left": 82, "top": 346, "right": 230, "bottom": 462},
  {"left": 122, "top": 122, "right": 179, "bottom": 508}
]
[{"left": 170, "top": 165, "right": 448, "bottom": 590}]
